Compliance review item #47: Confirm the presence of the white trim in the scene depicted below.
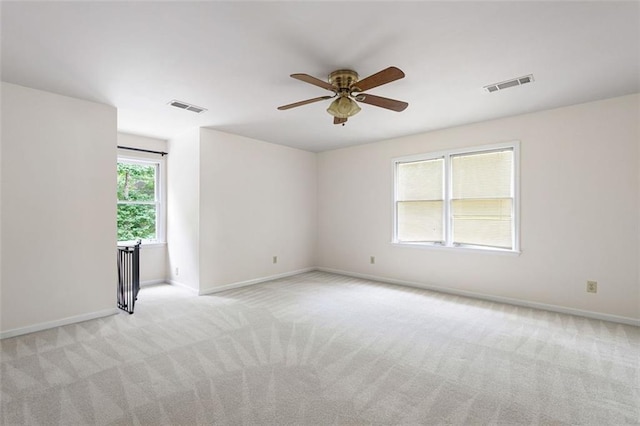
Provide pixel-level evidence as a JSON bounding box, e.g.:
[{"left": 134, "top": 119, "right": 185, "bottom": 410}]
[
  {"left": 0, "top": 308, "right": 120, "bottom": 340},
  {"left": 199, "top": 268, "right": 316, "bottom": 295},
  {"left": 167, "top": 279, "right": 199, "bottom": 294},
  {"left": 118, "top": 241, "right": 166, "bottom": 248},
  {"left": 315, "top": 267, "right": 640, "bottom": 327},
  {"left": 512, "top": 141, "right": 521, "bottom": 252},
  {"left": 140, "top": 279, "right": 167, "bottom": 287},
  {"left": 3, "top": 269, "right": 635, "bottom": 340}
]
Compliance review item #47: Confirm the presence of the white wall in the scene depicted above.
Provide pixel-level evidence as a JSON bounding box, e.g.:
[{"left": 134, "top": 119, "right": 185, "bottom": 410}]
[
  {"left": 118, "top": 132, "right": 167, "bottom": 154},
  {"left": 166, "top": 128, "right": 200, "bottom": 292},
  {"left": 318, "top": 94, "right": 640, "bottom": 321},
  {"left": 198, "top": 129, "right": 317, "bottom": 292},
  {"left": 2, "top": 82, "right": 633, "bottom": 337},
  {"left": 117, "top": 133, "right": 168, "bottom": 285},
  {"left": 1, "top": 82, "right": 117, "bottom": 335}
]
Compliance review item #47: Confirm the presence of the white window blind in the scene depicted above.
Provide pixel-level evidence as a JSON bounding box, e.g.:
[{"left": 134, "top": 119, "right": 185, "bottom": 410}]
[
  {"left": 393, "top": 142, "right": 518, "bottom": 252},
  {"left": 396, "top": 158, "right": 444, "bottom": 242},
  {"left": 451, "top": 150, "right": 513, "bottom": 249}
]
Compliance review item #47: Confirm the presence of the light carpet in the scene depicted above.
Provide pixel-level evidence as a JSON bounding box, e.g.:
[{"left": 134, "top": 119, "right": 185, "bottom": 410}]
[{"left": 1, "top": 271, "right": 639, "bottom": 425}]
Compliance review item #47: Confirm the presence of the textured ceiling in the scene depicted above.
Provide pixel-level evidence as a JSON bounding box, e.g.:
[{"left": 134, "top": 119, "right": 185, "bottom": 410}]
[{"left": 2, "top": 1, "right": 639, "bottom": 152}]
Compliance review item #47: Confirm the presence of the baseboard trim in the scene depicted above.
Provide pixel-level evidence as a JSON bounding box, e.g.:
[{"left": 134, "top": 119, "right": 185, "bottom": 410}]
[
  {"left": 316, "top": 267, "right": 640, "bottom": 327},
  {"left": 0, "top": 308, "right": 120, "bottom": 340},
  {"left": 199, "top": 267, "right": 316, "bottom": 295},
  {"left": 140, "top": 279, "right": 167, "bottom": 287}
]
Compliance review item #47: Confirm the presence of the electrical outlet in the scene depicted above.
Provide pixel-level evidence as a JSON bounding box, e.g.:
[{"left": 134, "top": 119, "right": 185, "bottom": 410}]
[
  {"left": 370, "top": 256, "right": 375, "bottom": 264},
  {"left": 175, "top": 267, "right": 179, "bottom": 276},
  {"left": 273, "top": 256, "right": 278, "bottom": 264},
  {"left": 587, "top": 280, "right": 597, "bottom": 293}
]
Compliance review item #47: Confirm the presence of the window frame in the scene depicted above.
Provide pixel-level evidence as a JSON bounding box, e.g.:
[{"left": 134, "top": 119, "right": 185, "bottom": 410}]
[
  {"left": 117, "top": 155, "right": 166, "bottom": 246},
  {"left": 392, "top": 141, "right": 520, "bottom": 254}
]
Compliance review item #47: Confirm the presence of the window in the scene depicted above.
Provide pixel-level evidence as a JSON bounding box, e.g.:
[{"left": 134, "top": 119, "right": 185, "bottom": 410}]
[
  {"left": 117, "top": 157, "right": 164, "bottom": 243},
  {"left": 396, "top": 158, "right": 445, "bottom": 243},
  {"left": 394, "top": 142, "right": 519, "bottom": 252}
]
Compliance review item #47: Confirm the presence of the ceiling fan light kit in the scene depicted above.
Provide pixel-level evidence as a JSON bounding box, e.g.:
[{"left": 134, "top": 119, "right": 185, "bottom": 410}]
[
  {"left": 278, "top": 66, "right": 408, "bottom": 125},
  {"left": 327, "top": 96, "right": 361, "bottom": 118}
]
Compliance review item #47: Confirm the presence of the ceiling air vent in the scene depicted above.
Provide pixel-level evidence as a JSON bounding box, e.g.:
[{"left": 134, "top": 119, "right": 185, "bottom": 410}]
[
  {"left": 168, "top": 100, "right": 207, "bottom": 114},
  {"left": 484, "top": 74, "right": 534, "bottom": 93}
]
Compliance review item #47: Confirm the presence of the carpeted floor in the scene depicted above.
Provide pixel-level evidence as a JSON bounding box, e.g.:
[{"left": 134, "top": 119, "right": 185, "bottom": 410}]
[{"left": 1, "top": 271, "right": 639, "bottom": 425}]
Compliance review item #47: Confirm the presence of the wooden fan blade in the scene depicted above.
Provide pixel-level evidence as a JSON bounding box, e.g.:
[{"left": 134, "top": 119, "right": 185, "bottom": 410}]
[
  {"left": 352, "top": 67, "right": 405, "bottom": 92},
  {"left": 334, "top": 116, "right": 347, "bottom": 125},
  {"left": 356, "top": 94, "right": 408, "bottom": 112},
  {"left": 277, "top": 95, "right": 333, "bottom": 110},
  {"left": 291, "top": 73, "right": 336, "bottom": 92}
]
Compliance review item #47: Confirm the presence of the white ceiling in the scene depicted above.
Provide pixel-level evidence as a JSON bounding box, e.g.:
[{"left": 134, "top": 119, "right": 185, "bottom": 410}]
[{"left": 2, "top": 1, "right": 639, "bottom": 152}]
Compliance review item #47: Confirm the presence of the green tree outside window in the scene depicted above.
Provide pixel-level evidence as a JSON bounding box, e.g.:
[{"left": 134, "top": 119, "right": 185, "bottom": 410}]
[{"left": 117, "top": 162, "right": 158, "bottom": 241}]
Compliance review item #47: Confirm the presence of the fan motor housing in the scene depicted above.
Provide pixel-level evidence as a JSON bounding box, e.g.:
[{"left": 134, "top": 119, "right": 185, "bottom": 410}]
[{"left": 328, "top": 70, "right": 359, "bottom": 90}]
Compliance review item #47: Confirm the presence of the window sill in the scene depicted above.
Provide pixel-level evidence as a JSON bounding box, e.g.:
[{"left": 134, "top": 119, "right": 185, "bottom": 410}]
[
  {"left": 117, "top": 241, "right": 166, "bottom": 249},
  {"left": 391, "top": 242, "right": 521, "bottom": 256}
]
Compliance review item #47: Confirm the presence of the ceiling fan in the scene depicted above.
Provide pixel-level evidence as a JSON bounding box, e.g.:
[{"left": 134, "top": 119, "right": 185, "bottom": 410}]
[{"left": 277, "top": 67, "right": 408, "bottom": 125}]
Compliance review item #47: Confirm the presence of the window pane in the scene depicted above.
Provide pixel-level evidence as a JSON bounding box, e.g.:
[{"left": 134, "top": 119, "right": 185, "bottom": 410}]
[
  {"left": 451, "top": 199, "right": 512, "bottom": 248},
  {"left": 117, "top": 163, "right": 156, "bottom": 202},
  {"left": 452, "top": 150, "right": 512, "bottom": 199},
  {"left": 117, "top": 204, "right": 156, "bottom": 241},
  {"left": 397, "top": 158, "right": 443, "bottom": 201},
  {"left": 397, "top": 201, "right": 443, "bottom": 242}
]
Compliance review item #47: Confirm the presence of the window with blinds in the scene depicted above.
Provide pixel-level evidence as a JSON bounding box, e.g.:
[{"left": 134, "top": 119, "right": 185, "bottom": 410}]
[
  {"left": 394, "top": 143, "right": 518, "bottom": 252},
  {"left": 396, "top": 158, "right": 444, "bottom": 242},
  {"left": 451, "top": 150, "right": 513, "bottom": 249}
]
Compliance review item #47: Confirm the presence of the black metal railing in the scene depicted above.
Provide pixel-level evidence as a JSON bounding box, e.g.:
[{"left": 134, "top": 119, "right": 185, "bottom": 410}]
[{"left": 117, "top": 241, "right": 140, "bottom": 314}]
